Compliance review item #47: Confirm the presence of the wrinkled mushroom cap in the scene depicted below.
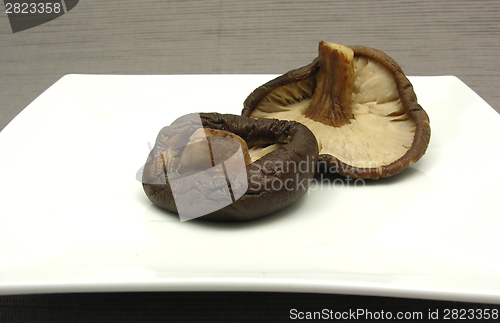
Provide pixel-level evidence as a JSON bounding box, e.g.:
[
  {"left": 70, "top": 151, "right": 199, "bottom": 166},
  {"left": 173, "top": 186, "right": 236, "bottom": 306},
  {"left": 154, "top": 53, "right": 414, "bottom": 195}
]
[
  {"left": 243, "top": 42, "right": 431, "bottom": 179},
  {"left": 142, "top": 113, "right": 318, "bottom": 221}
]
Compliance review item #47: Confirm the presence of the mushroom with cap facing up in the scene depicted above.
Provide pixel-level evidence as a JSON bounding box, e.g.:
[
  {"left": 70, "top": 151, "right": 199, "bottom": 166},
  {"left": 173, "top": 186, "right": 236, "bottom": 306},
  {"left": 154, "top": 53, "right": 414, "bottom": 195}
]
[
  {"left": 142, "top": 113, "right": 319, "bottom": 222},
  {"left": 243, "top": 41, "right": 431, "bottom": 179}
]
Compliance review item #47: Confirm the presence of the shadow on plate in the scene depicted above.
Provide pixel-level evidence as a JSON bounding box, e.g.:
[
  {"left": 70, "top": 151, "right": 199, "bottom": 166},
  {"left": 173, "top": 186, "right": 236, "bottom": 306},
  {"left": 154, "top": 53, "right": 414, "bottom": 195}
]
[{"left": 142, "top": 190, "right": 313, "bottom": 231}]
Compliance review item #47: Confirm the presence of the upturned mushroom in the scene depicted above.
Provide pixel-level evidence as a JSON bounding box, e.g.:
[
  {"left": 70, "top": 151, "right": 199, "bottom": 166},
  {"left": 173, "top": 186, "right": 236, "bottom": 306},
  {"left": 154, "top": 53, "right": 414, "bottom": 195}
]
[
  {"left": 242, "top": 41, "right": 431, "bottom": 179},
  {"left": 142, "top": 113, "right": 318, "bottom": 221}
]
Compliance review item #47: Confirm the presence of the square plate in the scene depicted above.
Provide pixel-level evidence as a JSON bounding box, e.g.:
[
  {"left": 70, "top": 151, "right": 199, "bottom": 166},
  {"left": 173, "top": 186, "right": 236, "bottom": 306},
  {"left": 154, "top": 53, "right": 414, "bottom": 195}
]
[{"left": 1, "top": 75, "right": 500, "bottom": 303}]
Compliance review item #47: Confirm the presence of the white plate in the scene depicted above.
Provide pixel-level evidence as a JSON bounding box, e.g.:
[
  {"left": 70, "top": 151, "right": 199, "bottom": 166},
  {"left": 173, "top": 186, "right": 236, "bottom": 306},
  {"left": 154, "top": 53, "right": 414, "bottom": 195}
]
[{"left": 1, "top": 75, "right": 500, "bottom": 303}]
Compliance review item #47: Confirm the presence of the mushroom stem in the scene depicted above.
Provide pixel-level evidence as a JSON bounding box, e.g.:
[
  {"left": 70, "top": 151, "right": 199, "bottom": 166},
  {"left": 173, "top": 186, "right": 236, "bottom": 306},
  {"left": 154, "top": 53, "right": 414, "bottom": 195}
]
[{"left": 304, "top": 41, "right": 354, "bottom": 127}]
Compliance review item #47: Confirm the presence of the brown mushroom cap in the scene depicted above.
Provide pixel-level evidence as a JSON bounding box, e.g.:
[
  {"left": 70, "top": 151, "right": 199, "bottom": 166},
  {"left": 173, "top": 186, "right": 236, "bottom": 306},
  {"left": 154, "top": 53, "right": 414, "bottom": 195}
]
[
  {"left": 242, "top": 42, "right": 431, "bottom": 179},
  {"left": 142, "top": 113, "right": 318, "bottom": 221}
]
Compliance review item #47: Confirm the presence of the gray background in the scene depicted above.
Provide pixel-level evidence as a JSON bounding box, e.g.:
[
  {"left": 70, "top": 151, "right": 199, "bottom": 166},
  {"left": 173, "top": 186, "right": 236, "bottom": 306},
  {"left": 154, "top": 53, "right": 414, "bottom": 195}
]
[{"left": 1, "top": 0, "right": 499, "bottom": 131}]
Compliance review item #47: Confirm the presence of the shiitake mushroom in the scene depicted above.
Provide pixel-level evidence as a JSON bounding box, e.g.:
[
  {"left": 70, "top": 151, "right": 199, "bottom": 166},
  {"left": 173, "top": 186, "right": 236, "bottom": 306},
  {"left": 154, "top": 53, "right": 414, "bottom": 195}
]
[
  {"left": 142, "top": 113, "right": 318, "bottom": 221},
  {"left": 243, "top": 41, "right": 431, "bottom": 179}
]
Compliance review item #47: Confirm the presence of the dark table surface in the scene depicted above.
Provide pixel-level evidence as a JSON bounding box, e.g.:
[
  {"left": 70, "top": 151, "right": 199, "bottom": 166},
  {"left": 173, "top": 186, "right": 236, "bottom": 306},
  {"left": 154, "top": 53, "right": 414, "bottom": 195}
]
[{"left": 1, "top": 1, "right": 500, "bottom": 321}]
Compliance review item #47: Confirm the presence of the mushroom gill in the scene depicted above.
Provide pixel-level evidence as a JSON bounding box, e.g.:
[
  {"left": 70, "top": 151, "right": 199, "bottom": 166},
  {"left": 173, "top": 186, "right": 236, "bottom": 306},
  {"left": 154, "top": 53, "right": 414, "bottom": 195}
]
[{"left": 243, "top": 41, "right": 430, "bottom": 179}]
